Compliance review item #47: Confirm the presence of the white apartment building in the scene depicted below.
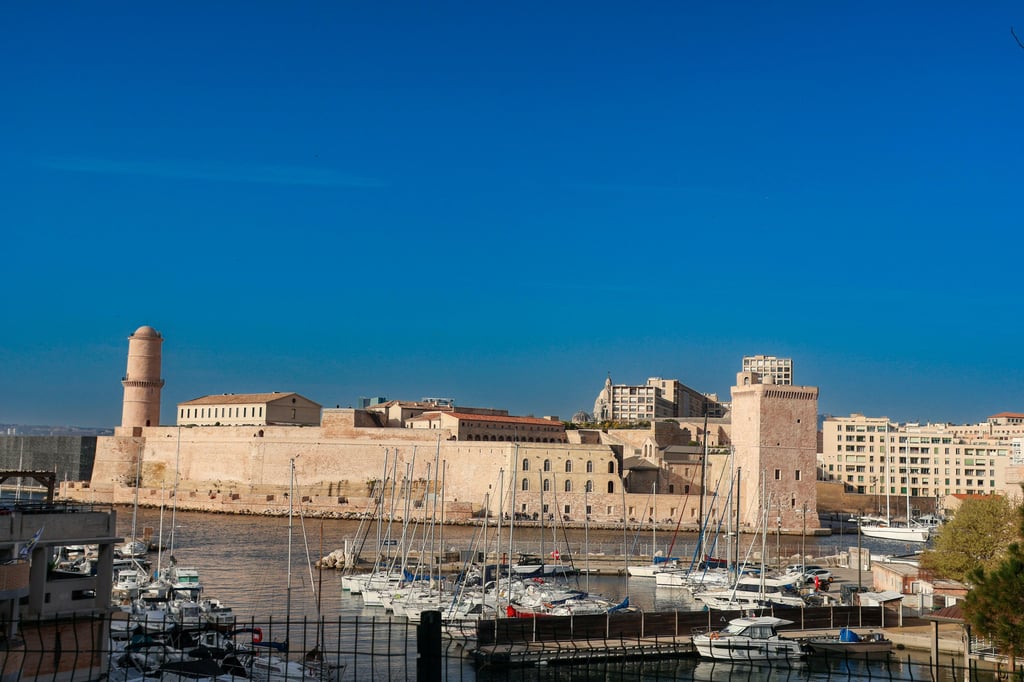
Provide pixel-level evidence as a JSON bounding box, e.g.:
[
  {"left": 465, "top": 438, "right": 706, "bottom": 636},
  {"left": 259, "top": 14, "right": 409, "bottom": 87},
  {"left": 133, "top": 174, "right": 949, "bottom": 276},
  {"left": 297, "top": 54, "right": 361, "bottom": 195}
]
[
  {"left": 821, "top": 414, "right": 1016, "bottom": 504},
  {"left": 741, "top": 355, "right": 793, "bottom": 385},
  {"left": 592, "top": 376, "right": 720, "bottom": 422}
]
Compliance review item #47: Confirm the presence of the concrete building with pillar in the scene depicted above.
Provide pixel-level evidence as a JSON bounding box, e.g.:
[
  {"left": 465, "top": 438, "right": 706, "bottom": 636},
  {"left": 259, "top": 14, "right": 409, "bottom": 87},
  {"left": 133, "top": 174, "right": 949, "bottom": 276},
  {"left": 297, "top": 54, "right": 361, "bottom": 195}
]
[
  {"left": 730, "top": 370, "right": 820, "bottom": 531},
  {"left": 120, "top": 325, "right": 164, "bottom": 432}
]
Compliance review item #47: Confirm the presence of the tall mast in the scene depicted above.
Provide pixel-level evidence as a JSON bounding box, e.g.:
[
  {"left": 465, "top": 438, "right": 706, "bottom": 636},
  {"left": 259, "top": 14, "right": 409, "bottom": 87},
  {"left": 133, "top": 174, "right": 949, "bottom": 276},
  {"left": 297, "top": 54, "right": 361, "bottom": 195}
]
[
  {"left": 287, "top": 456, "right": 296, "bottom": 631},
  {"left": 698, "top": 410, "right": 709, "bottom": 560}
]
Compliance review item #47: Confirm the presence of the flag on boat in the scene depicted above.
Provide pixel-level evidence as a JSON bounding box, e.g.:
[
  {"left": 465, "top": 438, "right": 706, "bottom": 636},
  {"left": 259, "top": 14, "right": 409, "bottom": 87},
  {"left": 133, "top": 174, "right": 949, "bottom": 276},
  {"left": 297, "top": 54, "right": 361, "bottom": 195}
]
[{"left": 19, "top": 526, "right": 43, "bottom": 559}]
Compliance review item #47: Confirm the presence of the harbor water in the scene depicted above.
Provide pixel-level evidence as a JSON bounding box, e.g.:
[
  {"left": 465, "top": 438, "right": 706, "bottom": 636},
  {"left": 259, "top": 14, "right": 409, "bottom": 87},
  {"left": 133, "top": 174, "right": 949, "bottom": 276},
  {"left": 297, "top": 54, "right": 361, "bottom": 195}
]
[{"left": 113, "top": 507, "right": 977, "bottom": 681}]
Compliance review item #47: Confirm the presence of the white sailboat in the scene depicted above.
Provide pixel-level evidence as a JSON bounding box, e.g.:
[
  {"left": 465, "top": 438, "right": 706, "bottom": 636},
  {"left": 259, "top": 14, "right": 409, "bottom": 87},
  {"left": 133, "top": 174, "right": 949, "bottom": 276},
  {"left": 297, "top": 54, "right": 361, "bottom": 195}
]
[
  {"left": 237, "top": 458, "right": 342, "bottom": 682},
  {"left": 859, "top": 424, "right": 930, "bottom": 543},
  {"left": 627, "top": 483, "right": 679, "bottom": 578}
]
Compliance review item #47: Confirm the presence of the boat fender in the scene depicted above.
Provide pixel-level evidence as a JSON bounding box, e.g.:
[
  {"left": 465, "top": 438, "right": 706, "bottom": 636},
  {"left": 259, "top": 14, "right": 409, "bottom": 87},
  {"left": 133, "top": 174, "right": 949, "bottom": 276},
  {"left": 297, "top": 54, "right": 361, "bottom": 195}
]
[
  {"left": 252, "top": 628, "right": 263, "bottom": 644},
  {"left": 709, "top": 632, "right": 720, "bottom": 640},
  {"left": 532, "top": 577, "right": 544, "bottom": 584}
]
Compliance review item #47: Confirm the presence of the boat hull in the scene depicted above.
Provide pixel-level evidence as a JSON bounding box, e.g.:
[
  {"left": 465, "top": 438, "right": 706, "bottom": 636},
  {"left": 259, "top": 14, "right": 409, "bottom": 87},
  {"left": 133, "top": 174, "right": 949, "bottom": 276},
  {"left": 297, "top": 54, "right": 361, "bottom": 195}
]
[
  {"left": 860, "top": 525, "right": 929, "bottom": 542},
  {"left": 693, "top": 636, "right": 804, "bottom": 661},
  {"left": 806, "top": 639, "right": 893, "bottom": 657}
]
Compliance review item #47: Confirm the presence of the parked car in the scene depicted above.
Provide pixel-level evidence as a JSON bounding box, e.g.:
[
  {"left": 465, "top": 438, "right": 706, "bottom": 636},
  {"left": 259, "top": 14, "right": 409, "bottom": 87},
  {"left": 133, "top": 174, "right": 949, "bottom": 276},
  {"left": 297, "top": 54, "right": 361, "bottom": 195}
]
[
  {"left": 804, "top": 568, "right": 833, "bottom": 584},
  {"left": 786, "top": 563, "right": 823, "bottom": 575}
]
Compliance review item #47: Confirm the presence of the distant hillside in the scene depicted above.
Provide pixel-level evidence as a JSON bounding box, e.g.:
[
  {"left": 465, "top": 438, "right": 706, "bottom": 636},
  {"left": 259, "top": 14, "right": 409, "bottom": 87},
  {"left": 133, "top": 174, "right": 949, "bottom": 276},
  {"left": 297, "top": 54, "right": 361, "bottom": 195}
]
[{"left": 0, "top": 424, "right": 113, "bottom": 437}]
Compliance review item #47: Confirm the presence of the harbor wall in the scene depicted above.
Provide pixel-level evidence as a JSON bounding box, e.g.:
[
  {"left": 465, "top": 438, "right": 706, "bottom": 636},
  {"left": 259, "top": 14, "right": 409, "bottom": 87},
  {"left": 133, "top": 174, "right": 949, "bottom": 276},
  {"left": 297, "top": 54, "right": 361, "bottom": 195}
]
[{"left": 71, "top": 423, "right": 721, "bottom": 526}]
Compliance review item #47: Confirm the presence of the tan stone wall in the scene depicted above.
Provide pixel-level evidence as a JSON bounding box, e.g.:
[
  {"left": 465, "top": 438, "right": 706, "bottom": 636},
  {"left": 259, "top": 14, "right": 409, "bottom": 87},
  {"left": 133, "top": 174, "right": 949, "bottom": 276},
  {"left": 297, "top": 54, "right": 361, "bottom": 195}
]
[{"left": 80, "top": 424, "right": 721, "bottom": 525}]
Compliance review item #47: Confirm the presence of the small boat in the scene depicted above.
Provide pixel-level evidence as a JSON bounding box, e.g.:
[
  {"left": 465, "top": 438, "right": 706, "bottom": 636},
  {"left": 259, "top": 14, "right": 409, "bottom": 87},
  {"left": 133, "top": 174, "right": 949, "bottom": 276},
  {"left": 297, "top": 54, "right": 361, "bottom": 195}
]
[
  {"left": 692, "top": 616, "right": 804, "bottom": 661},
  {"left": 695, "top": 575, "right": 807, "bottom": 610},
  {"left": 509, "top": 553, "right": 579, "bottom": 578},
  {"left": 805, "top": 628, "right": 893, "bottom": 657}
]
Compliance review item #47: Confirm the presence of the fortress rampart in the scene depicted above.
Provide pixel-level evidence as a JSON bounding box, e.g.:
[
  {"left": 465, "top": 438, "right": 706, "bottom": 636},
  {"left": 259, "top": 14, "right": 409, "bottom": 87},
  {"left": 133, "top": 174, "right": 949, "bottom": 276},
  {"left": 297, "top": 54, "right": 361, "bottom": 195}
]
[{"left": 68, "top": 409, "right": 726, "bottom": 527}]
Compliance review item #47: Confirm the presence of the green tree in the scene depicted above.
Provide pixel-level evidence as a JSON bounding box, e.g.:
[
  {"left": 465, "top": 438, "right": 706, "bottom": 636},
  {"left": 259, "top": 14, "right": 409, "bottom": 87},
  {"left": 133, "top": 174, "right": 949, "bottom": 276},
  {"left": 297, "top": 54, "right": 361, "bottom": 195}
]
[
  {"left": 963, "top": 496, "right": 1024, "bottom": 672},
  {"left": 919, "top": 495, "right": 1018, "bottom": 582}
]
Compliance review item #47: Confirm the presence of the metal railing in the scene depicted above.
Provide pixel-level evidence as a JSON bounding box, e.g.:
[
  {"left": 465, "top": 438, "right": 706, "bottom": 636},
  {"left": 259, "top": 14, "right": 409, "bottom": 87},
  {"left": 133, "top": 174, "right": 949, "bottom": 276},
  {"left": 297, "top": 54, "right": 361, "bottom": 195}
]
[{"left": 0, "top": 612, "right": 1009, "bottom": 682}]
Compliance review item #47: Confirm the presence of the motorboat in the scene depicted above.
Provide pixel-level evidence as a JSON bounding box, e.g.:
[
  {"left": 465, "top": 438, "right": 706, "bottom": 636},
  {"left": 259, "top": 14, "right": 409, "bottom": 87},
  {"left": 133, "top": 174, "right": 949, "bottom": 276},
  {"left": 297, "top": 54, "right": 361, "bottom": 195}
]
[
  {"left": 695, "top": 575, "right": 807, "bottom": 610},
  {"left": 509, "top": 553, "right": 579, "bottom": 578},
  {"left": 692, "top": 616, "right": 804, "bottom": 661},
  {"left": 805, "top": 628, "right": 892, "bottom": 657}
]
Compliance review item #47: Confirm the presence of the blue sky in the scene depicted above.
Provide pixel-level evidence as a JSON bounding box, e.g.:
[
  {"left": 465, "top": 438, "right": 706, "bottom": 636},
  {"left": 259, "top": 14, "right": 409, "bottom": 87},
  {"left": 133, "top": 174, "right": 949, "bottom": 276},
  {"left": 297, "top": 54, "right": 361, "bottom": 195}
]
[{"left": 3, "top": 2, "right": 1024, "bottom": 428}]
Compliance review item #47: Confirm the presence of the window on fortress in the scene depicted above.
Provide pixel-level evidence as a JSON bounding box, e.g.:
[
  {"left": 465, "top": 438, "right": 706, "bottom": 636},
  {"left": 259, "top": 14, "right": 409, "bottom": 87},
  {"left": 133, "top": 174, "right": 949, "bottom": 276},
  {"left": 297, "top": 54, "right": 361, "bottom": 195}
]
[
  {"left": 795, "top": 470, "right": 801, "bottom": 481},
  {"left": 774, "top": 469, "right": 781, "bottom": 480},
  {"left": 543, "top": 459, "right": 551, "bottom": 472},
  {"left": 522, "top": 479, "right": 529, "bottom": 491},
  {"left": 543, "top": 479, "right": 550, "bottom": 492},
  {"left": 565, "top": 461, "right": 572, "bottom": 473},
  {"left": 586, "top": 461, "right": 593, "bottom": 473},
  {"left": 522, "top": 459, "right": 529, "bottom": 471},
  {"left": 608, "top": 462, "right": 615, "bottom": 474},
  {"left": 607, "top": 482, "right": 614, "bottom": 493},
  {"left": 565, "top": 480, "right": 572, "bottom": 492},
  {"left": 585, "top": 480, "right": 593, "bottom": 492}
]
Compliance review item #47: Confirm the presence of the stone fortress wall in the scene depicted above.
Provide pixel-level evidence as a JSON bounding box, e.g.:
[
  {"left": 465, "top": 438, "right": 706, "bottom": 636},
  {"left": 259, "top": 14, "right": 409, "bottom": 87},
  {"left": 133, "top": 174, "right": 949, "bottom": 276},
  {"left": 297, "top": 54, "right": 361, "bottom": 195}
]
[{"left": 73, "top": 409, "right": 721, "bottom": 527}]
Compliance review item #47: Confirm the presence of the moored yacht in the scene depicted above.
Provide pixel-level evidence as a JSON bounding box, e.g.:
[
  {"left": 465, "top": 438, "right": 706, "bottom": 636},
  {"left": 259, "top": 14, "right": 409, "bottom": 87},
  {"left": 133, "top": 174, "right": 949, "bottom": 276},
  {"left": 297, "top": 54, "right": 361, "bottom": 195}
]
[{"left": 692, "top": 616, "right": 804, "bottom": 661}]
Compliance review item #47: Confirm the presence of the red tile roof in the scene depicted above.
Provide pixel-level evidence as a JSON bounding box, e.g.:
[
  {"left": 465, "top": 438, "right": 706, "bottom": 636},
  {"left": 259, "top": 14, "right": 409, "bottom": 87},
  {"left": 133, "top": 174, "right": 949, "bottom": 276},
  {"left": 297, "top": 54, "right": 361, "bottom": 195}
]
[{"left": 446, "top": 412, "right": 561, "bottom": 426}]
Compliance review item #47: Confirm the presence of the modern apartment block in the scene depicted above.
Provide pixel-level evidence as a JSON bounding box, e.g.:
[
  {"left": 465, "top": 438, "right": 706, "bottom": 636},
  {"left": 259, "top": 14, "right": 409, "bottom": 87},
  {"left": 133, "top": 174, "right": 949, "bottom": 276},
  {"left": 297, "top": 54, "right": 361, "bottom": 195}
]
[
  {"left": 592, "top": 376, "right": 721, "bottom": 422},
  {"left": 742, "top": 355, "right": 793, "bottom": 385},
  {"left": 820, "top": 414, "right": 1019, "bottom": 503}
]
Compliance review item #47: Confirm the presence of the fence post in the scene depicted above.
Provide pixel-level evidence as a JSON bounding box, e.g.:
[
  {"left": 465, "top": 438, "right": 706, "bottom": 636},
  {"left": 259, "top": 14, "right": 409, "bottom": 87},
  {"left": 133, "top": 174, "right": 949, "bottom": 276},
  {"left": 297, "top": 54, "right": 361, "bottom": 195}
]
[{"left": 417, "top": 610, "right": 442, "bottom": 682}]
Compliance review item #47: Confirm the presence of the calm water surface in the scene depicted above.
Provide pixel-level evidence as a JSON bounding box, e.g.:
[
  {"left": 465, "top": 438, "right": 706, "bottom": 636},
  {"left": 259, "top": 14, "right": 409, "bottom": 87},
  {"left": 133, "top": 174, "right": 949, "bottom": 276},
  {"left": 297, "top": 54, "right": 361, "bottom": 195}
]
[{"left": 115, "top": 507, "right": 966, "bottom": 681}]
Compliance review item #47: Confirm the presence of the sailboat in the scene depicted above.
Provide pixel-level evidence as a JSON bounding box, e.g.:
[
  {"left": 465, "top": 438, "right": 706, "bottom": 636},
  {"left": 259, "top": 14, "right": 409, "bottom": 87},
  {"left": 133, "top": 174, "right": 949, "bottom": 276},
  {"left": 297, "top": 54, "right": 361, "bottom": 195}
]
[
  {"left": 859, "top": 425, "right": 930, "bottom": 543},
  {"left": 233, "top": 458, "right": 342, "bottom": 682},
  {"left": 627, "top": 483, "right": 678, "bottom": 578}
]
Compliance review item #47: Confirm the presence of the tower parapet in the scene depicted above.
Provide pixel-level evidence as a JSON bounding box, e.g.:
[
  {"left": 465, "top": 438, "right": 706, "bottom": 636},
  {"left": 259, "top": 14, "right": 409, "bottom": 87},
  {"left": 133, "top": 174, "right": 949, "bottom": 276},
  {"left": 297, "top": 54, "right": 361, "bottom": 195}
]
[{"left": 120, "top": 325, "right": 164, "bottom": 430}]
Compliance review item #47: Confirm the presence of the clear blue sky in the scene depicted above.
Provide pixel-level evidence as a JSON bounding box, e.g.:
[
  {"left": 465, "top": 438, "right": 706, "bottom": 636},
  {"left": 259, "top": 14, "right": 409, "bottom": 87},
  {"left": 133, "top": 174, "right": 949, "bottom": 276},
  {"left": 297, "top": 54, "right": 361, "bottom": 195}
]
[{"left": 3, "top": 2, "right": 1024, "bottom": 429}]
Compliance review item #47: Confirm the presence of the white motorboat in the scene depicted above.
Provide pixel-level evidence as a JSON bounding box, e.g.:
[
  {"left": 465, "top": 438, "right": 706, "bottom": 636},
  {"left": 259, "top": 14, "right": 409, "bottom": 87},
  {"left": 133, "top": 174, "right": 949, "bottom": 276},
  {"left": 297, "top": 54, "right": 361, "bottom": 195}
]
[
  {"left": 692, "top": 616, "right": 804, "bottom": 661},
  {"left": 695, "top": 575, "right": 806, "bottom": 610},
  {"left": 509, "top": 553, "right": 578, "bottom": 578}
]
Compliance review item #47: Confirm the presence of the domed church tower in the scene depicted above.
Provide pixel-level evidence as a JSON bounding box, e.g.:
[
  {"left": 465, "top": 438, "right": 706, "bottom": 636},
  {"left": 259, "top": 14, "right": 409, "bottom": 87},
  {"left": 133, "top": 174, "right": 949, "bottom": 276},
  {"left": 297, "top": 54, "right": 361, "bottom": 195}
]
[{"left": 120, "top": 325, "right": 165, "bottom": 428}]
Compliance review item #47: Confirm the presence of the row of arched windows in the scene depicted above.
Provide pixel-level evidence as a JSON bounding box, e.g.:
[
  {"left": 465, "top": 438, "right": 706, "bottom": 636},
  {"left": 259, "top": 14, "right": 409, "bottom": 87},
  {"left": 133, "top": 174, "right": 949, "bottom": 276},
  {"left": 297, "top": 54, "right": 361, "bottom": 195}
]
[
  {"left": 522, "top": 459, "right": 615, "bottom": 473},
  {"left": 521, "top": 479, "right": 614, "bottom": 493},
  {"left": 467, "top": 435, "right": 561, "bottom": 442}
]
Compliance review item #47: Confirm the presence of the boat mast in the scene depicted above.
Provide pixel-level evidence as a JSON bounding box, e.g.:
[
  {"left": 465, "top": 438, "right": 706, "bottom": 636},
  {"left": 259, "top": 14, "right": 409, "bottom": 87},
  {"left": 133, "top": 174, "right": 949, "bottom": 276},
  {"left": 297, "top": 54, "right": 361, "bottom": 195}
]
[
  {"left": 538, "top": 470, "right": 544, "bottom": 570},
  {"left": 652, "top": 481, "right": 657, "bottom": 560},
  {"left": 698, "top": 410, "right": 709, "bottom": 561},
  {"left": 287, "top": 456, "right": 296, "bottom": 633}
]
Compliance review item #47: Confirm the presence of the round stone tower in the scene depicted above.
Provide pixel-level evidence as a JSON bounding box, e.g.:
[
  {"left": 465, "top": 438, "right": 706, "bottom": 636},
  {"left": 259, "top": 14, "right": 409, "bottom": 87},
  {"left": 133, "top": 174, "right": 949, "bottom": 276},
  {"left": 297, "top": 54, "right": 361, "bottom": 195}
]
[{"left": 120, "top": 325, "right": 165, "bottom": 429}]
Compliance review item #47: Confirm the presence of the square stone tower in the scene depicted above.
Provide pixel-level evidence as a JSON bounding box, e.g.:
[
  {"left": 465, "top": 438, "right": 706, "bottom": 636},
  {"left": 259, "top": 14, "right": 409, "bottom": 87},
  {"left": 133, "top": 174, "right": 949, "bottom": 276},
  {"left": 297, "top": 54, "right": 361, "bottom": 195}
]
[{"left": 730, "top": 371, "right": 819, "bottom": 530}]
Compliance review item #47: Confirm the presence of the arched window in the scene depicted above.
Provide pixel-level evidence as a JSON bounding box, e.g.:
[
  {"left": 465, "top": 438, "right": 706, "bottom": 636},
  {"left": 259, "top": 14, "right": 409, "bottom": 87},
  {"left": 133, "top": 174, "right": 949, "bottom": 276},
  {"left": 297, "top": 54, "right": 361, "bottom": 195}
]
[
  {"left": 543, "top": 459, "right": 551, "bottom": 472},
  {"left": 522, "top": 478, "right": 529, "bottom": 491},
  {"left": 543, "top": 479, "right": 550, "bottom": 492},
  {"left": 586, "top": 460, "right": 593, "bottom": 473},
  {"left": 585, "top": 480, "right": 593, "bottom": 492},
  {"left": 564, "top": 480, "right": 572, "bottom": 492},
  {"left": 522, "top": 459, "right": 529, "bottom": 471},
  {"left": 608, "top": 461, "right": 616, "bottom": 474},
  {"left": 607, "top": 481, "right": 615, "bottom": 494},
  {"left": 564, "top": 460, "right": 572, "bottom": 473}
]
